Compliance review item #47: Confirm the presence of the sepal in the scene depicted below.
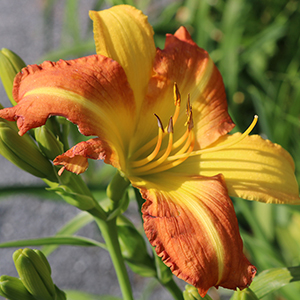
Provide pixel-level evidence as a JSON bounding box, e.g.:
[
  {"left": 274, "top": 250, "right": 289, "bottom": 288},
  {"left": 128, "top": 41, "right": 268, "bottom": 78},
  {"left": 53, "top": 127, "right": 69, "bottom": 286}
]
[
  {"left": 0, "top": 48, "right": 26, "bottom": 105},
  {"left": 0, "top": 275, "right": 35, "bottom": 300}
]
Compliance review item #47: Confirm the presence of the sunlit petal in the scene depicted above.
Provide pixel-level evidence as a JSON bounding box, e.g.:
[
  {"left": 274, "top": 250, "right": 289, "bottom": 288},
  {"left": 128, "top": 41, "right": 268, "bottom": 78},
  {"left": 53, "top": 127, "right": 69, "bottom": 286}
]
[
  {"left": 90, "top": 5, "right": 156, "bottom": 113},
  {"left": 176, "top": 133, "right": 300, "bottom": 204},
  {"left": 53, "top": 137, "right": 120, "bottom": 174},
  {"left": 130, "top": 27, "right": 234, "bottom": 154},
  {"left": 0, "top": 55, "right": 136, "bottom": 168},
  {"left": 133, "top": 173, "right": 256, "bottom": 297}
]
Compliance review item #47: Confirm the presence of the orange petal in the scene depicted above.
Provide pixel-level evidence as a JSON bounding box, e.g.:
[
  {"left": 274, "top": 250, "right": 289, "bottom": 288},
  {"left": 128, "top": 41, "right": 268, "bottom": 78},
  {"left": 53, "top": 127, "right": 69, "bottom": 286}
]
[
  {"left": 131, "top": 26, "right": 234, "bottom": 153},
  {"left": 53, "top": 137, "right": 120, "bottom": 174},
  {"left": 137, "top": 173, "right": 256, "bottom": 297},
  {"left": 90, "top": 5, "right": 156, "bottom": 114},
  {"left": 0, "top": 55, "right": 136, "bottom": 168}
]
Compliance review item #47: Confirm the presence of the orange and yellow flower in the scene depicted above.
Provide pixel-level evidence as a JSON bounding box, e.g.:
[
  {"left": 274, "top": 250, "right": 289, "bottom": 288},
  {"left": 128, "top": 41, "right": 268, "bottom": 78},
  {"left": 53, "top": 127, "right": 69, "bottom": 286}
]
[{"left": 1, "top": 5, "right": 299, "bottom": 296}]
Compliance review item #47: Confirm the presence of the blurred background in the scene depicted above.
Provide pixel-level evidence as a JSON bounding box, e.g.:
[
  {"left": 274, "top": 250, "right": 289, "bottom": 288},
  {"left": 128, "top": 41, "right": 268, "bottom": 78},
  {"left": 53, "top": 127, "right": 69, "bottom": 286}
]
[{"left": 1, "top": 0, "right": 300, "bottom": 299}]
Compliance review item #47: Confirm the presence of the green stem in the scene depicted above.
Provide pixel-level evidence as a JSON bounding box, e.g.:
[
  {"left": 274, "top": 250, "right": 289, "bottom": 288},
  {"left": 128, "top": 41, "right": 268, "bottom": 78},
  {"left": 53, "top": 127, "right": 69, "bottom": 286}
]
[
  {"left": 93, "top": 216, "right": 134, "bottom": 300},
  {"left": 162, "top": 279, "right": 184, "bottom": 300}
]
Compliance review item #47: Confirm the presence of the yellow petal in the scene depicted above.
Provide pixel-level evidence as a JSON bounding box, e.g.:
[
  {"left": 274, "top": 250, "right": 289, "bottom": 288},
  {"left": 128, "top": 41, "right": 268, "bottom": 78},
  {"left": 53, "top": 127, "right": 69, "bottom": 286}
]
[
  {"left": 89, "top": 5, "right": 156, "bottom": 112},
  {"left": 177, "top": 133, "right": 300, "bottom": 204},
  {"left": 133, "top": 173, "right": 256, "bottom": 297}
]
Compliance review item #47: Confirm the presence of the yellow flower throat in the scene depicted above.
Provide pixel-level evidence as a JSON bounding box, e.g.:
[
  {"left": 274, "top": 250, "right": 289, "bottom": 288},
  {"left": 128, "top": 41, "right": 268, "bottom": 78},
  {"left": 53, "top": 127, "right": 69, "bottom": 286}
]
[{"left": 130, "top": 83, "right": 258, "bottom": 177}]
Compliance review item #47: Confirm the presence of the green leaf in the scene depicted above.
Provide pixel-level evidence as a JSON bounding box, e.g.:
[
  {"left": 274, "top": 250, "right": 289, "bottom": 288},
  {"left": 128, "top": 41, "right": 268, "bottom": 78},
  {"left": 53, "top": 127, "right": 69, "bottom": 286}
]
[
  {"left": 250, "top": 266, "right": 300, "bottom": 298},
  {"left": 0, "top": 236, "right": 106, "bottom": 249},
  {"left": 65, "top": 290, "right": 122, "bottom": 300}
]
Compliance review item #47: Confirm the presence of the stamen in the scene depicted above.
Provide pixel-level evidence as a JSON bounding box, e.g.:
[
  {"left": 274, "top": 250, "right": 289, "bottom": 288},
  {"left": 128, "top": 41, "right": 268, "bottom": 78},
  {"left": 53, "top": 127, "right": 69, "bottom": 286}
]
[
  {"left": 172, "top": 129, "right": 189, "bottom": 149},
  {"left": 167, "top": 115, "right": 259, "bottom": 162},
  {"left": 130, "top": 83, "right": 181, "bottom": 160},
  {"left": 172, "top": 82, "right": 181, "bottom": 125},
  {"left": 145, "top": 131, "right": 195, "bottom": 174},
  {"left": 186, "top": 94, "right": 191, "bottom": 115},
  {"left": 173, "top": 106, "right": 194, "bottom": 149},
  {"left": 133, "top": 117, "right": 174, "bottom": 173},
  {"left": 131, "top": 115, "right": 164, "bottom": 167},
  {"left": 168, "top": 116, "right": 174, "bottom": 133}
]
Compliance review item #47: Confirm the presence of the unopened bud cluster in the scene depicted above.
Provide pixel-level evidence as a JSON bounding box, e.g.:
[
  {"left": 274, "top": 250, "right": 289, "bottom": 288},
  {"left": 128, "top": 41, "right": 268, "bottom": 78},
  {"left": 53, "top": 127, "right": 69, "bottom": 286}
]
[{"left": 0, "top": 248, "right": 66, "bottom": 300}]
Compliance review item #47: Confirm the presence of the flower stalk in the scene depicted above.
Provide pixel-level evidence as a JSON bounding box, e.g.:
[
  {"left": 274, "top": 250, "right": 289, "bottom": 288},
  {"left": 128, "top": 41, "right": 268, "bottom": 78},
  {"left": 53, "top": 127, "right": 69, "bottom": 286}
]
[{"left": 93, "top": 216, "right": 134, "bottom": 300}]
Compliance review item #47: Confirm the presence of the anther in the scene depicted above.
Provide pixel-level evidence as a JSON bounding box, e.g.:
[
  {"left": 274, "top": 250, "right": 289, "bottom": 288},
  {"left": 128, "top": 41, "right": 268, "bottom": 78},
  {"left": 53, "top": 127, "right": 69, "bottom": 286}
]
[
  {"left": 173, "top": 82, "right": 181, "bottom": 106},
  {"left": 188, "top": 108, "right": 194, "bottom": 131},
  {"left": 168, "top": 117, "right": 174, "bottom": 134},
  {"left": 154, "top": 113, "right": 164, "bottom": 133},
  {"left": 172, "top": 83, "right": 181, "bottom": 125},
  {"left": 186, "top": 94, "right": 191, "bottom": 115}
]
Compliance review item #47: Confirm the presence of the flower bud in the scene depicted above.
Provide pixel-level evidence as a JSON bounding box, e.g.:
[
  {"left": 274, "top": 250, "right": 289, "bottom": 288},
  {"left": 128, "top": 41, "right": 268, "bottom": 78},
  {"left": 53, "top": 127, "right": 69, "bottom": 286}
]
[
  {"left": 54, "top": 285, "right": 67, "bottom": 300},
  {"left": 106, "top": 171, "right": 130, "bottom": 202},
  {"left": 117, "top": 216, "right": 156, "bottom": 277},
  {"left": 34, "top": 125, "right": 64, "bottom": 160},
  {"left": 183, "top": 285, "right": 212, "bottom": 300},
  {"left": 13, "top": 248, "right": 56, "bottom": 300},
  {"left": 0, "top": 48, "right": 26, "bottom": 105},
  {"left": 0, "top": 119, "right": 57, "bottom": 182},
  {"left": 230, "top": 288, "right": 259, "bottom": 300},
  {"left": 0, "top": 275, "right": 36, "bottom": 300}
]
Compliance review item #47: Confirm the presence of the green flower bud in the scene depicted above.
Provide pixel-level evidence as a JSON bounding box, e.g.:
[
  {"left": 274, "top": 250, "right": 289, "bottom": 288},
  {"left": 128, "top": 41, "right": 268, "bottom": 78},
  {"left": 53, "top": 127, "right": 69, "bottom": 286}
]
[
  {"left": 0, "top": 48, "right": 26, "bottom": 105},
  {"left": 117, "top": 215, "right": 156, "bottom": 277},
  {"left": 183, "top": 285, "right": 213, "bottom": 300},
  {"left": 32, "top": 249, "right": 52, "bottom": 275},
  {"left": 106, "top": 171, "right": 130, "bottom": 202},
  {"left": 0, "top": 275, "right": 36, "bottom": 300},
  {"left": 54, "top": 285, "right": 67, "bottom": 300},
  {"left": 230, "top": 288, "right": 259, "bottom": 300},
  {"left": 0, "top": 119, "right": 57, "bottom": 182},
  {"left": 34, "top": 125, "right": 64, "bottom": 160},
  {"left": 13, "top": 249, "right": 56, "bottom": 300}
]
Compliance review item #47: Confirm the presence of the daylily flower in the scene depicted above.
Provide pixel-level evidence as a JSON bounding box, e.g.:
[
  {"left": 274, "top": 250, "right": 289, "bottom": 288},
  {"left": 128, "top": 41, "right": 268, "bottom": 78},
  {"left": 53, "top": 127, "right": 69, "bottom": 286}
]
[{"left": 0, "top": 4, "right": 299, "bottom": 296}]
